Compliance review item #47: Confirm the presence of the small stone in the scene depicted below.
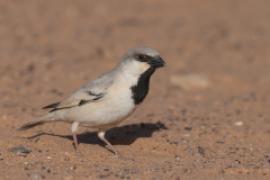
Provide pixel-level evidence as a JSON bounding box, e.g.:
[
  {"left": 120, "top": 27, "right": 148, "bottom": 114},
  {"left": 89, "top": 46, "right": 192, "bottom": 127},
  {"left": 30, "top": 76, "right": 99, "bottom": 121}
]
[
  {"left": 170, "top": 74, "right": 210, "bottom": 90},
  {"left": 46, "top": 156, "right": 52, "bottom": 160},
  {"left": 216, "top": 140, "right": 225, "bottom": 144},
  {"left": 70, "top": 165, "right": 76, "bottom": 170},
  {"left": 184, "top": 127, "right": 192, "bottom": 131},
  {"left": 64, "top": 176, "right": 73, "bottom": 180},
  {"left": 9, "top": 146, "right": 32, "bottom": 156},
  {"left": 103, "top": 168, "right": 110, "bottom": 171},
  {"left": 234, "top": 121, "right": 243, "bottom": 126},
  {"left": 30, "top": 173, "right": 42, "bottom": 180},
  {"left": 183, "top": 133, "right": 190, "bottom": 137},
  {"left": 198, "top": 146, "right": 205, "bottom": 156}
]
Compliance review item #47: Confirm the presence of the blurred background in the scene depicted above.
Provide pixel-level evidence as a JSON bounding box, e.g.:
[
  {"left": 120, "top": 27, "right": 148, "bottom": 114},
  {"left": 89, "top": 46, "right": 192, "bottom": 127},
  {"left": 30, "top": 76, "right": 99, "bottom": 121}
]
[{"left": 0, "top": 0, "right": 270, "bottom": 179}]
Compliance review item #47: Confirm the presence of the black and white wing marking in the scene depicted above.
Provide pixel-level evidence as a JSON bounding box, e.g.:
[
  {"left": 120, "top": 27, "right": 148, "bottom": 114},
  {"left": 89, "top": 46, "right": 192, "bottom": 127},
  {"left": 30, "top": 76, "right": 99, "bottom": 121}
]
[{"left": 43, "top": 90, "right": 105, "bottom": 112}]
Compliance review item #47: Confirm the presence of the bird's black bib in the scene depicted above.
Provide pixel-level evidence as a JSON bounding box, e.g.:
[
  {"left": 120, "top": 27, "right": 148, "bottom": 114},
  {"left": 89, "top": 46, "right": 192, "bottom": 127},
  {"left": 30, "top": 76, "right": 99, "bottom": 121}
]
[{"left": 130, "top": 67, "right": 155, "bottom": 105}]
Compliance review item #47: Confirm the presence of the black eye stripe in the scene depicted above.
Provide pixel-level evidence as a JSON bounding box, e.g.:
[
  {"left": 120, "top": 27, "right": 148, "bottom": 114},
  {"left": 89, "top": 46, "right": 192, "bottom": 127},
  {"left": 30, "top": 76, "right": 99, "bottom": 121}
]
[{"left": 136, "top": 54, "right": 151, "bottom": 62}]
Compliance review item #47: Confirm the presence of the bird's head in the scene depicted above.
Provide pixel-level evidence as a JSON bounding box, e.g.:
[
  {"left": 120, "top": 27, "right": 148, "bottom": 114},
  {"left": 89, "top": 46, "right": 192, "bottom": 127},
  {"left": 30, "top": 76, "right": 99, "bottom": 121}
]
[{"left": 120, "top": 47, "right": 165, "bottom": 77}]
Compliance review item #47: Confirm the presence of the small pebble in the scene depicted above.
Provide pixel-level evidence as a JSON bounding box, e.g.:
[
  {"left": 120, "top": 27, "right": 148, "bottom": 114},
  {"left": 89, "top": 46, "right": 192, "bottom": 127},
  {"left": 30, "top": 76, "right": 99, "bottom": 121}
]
[
  {"left": 184, "top": 127, "right": 192, "bottom": 131},
  {"left": 64, "top": 176, "right": 73, "bottom": 180},
  {"left": 234, "top": 121, "right": 243, "bottom": 126},
  {"left": 198, "top": 146, "right": 205, "bottom": 156},
  {"left": 70, "top": 165, "right": 76, "bottom": 171},
  {"left": 47, "top": 156, "right": 52, "bottom": 160},
  {"left": 183, "top": 133, "right": 190, "bottom": 137},
  {"left": 175, "top": 156, "right": 180, "bottom": 161},
  {"left": 170, "top": 74, "right": 210, "bottom": 90},
  {"left": 30, "top": 173, "right": 42, "bottom": 180},
  {"left": 9, "top": 146, "right": 32, "bottom": 156}
]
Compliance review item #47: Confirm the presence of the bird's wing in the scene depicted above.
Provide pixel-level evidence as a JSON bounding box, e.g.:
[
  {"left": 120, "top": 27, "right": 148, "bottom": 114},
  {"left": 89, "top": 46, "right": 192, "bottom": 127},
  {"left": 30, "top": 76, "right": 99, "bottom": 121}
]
[
  {"left": 43, "top": 71, "right": 115, "bottom": 112},
  {"left": 43, "top": 90, "right": 105, "bottom": 112}
]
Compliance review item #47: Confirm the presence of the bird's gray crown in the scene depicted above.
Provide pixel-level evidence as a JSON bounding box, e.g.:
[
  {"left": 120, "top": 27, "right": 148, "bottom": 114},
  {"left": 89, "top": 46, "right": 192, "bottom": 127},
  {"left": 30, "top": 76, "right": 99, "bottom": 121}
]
[{"left": 123, "top": 47, "right": 160, "bottom": 60}]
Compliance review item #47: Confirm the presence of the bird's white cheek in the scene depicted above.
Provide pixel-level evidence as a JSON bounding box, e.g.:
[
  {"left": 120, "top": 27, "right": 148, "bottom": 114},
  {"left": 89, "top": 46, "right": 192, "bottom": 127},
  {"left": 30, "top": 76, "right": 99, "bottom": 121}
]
[{"left": 138, "top": 62, "right": 151, "bottom": 73}]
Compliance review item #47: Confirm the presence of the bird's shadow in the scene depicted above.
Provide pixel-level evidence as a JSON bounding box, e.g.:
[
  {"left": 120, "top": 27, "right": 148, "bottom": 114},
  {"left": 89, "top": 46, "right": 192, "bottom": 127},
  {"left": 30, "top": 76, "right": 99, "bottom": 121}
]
[{"left": 26, "top": 122, "right": 167, "bottom": 146}]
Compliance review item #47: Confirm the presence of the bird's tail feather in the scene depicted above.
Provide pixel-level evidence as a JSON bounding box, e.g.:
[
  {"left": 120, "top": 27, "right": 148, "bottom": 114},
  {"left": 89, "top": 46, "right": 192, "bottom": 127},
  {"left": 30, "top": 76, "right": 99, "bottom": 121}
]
[{"left": 17, "top": 114, "right": 55, "bottom": 131}]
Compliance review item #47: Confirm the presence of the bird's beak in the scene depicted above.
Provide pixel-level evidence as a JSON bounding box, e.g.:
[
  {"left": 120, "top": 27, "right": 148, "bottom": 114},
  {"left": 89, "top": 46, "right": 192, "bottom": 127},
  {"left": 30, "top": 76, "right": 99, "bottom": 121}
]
[{"left": 150, "top": 56, "right": 166, "bottom": 68}]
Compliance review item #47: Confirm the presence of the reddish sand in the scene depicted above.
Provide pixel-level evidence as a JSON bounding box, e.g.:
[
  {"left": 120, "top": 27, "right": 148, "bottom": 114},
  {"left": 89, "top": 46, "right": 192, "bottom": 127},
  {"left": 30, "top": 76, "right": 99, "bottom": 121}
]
[{"left": 0, "top": 0, "right": 270, "bottom": 179}]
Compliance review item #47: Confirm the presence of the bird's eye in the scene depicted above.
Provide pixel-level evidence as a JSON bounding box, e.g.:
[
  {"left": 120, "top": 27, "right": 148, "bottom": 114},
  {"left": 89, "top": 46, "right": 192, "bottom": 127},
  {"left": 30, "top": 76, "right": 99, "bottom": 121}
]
[{"left": 137, "top": 54, "right": 149, "bottom": 62}]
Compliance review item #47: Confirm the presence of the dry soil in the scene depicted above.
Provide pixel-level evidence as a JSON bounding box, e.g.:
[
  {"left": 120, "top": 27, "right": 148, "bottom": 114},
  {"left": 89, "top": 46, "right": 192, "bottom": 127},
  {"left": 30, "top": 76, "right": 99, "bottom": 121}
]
[{"left": 0, "top": 0, "right": 270, "bottom": 180}]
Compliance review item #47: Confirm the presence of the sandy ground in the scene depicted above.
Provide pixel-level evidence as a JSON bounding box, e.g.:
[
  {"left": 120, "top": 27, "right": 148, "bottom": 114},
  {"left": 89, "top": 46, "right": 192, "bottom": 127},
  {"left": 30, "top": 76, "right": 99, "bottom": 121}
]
[{"left": 0, "top": 0, "right": 270, "bottom": 179}]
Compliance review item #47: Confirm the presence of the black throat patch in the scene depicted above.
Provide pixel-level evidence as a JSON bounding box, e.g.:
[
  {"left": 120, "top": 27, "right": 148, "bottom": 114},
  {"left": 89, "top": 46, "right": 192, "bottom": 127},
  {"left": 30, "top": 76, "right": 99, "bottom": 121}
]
[{"left": 130, "top": 67, "right": 156, "bottom": 105}]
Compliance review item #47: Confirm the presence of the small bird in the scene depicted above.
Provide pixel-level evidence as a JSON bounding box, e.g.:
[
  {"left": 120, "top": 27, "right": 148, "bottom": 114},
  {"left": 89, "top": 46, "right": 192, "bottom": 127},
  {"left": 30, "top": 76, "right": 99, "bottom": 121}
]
[{"left": 18, "top": 47, "right": 165, "bottom": 154}]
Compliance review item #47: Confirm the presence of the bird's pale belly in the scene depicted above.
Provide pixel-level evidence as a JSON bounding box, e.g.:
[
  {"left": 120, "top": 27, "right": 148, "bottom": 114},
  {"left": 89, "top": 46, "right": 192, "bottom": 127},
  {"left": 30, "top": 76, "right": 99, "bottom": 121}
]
[{"left": 64, "top": 92, "right": 136, "bottom": 127}]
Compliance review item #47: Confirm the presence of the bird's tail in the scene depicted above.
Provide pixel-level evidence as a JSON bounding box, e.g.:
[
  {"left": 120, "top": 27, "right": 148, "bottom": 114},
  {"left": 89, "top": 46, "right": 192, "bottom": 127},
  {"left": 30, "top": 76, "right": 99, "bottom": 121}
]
[{"left": 17, "top": 114, "right": 56, "bottom": 131}]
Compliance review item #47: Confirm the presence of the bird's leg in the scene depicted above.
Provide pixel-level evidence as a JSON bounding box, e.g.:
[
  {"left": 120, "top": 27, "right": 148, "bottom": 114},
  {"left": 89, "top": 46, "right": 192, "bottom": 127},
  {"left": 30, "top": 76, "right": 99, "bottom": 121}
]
[
  {"left": 71, "top": 122, "right": 80, "bottom": 149},
  {"left": 98, "top": 131, "right": 118, "bottom": 155}
]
